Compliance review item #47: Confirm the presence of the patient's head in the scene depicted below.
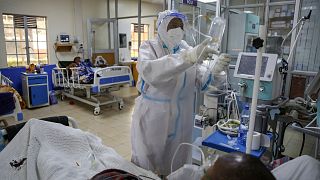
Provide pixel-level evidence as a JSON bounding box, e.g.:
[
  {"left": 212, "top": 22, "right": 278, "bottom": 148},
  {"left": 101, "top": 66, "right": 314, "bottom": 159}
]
[
  {"left": 73, "top": 56, "right": 81, "bottom": 65},
  {"left": 202, "top": 153, "right": 275, "bottom": 180}
]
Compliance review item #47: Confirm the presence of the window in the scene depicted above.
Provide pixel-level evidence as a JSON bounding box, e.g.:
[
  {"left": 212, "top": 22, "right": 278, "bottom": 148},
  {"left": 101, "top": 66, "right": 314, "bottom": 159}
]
[
  {"left": 130, "top": 23, "right": 149, "bottom": 58},
  {"left": 3, "top": 14, "right": 48, "bottom": 66}
]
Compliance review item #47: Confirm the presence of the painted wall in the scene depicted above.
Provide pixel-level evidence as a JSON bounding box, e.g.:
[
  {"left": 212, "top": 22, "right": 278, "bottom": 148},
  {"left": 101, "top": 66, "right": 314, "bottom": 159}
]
[
  {"left": 0, "top": 0, "right": 78, "bottom": 67},
  {"left": 0, "top": 0, "right": 162, "bottom": 67}
]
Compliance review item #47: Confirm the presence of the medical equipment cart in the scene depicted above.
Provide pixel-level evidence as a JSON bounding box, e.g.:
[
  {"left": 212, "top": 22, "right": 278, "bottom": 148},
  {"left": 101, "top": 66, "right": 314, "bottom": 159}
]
[{"left": 21, "top": 72, "right": 49, "bottom": 108}]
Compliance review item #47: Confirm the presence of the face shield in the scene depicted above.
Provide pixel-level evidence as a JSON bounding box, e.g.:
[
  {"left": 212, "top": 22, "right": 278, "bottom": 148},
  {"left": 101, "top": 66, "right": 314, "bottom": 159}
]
[{"left": 157, "top": 10, "right": 190, "bottom": 53}]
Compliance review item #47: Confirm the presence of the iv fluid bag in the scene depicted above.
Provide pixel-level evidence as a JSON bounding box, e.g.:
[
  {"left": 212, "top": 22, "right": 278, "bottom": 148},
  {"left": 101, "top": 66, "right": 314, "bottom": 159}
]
[{"left": 208, "top": 16, "right": 226, "bottom": 51}]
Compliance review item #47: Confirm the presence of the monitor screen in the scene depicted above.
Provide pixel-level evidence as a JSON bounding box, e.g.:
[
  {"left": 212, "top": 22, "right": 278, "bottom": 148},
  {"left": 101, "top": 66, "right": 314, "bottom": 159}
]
[
  {"left": 60, "top": 35, "right": 70, "bottom": 43},
  {"left": 237, "top": 55, "right": 269, "bottom": 77}
]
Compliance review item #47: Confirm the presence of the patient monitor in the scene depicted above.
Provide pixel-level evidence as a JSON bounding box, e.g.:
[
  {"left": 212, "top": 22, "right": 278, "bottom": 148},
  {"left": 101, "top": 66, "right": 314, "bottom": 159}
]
[
  {"left": 58, "top": 34, "right": 70, "bottom": 43},
  {"left": 234, "top": 52, "right": 282, "bottom": 102}
]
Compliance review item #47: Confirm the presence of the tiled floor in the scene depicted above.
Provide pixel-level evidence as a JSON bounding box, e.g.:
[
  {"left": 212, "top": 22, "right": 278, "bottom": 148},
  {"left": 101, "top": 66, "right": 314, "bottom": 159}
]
[
  {"left": 5, "top": 86, "right": 137, "bottom": 161},
  {"left": 4, "top": 86, "right": 318, "bottom": 162}
]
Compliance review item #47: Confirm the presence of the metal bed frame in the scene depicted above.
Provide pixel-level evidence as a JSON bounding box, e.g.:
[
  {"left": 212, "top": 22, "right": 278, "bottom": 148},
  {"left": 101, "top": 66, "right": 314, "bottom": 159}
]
[
  {"left": 0, "top": 72, "right": 23, "bottom": 122},
  {"left": 52, "top": 66, "right": 133, "bottom": 115}
]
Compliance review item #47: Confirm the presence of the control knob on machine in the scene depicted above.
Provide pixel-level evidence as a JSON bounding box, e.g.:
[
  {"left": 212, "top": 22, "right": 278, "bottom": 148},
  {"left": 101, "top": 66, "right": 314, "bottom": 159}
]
[
  {"left": 259, "top": 86, "right": 265, "bottom": 92},
  {"left": 238, "top": 82, "right": 247, "bottom": 88}
]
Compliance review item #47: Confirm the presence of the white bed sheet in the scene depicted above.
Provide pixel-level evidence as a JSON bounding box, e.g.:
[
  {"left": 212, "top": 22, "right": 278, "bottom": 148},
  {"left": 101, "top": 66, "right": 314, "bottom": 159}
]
[{"left": 0, "top": 119, "right": 159, "bottom": 180}]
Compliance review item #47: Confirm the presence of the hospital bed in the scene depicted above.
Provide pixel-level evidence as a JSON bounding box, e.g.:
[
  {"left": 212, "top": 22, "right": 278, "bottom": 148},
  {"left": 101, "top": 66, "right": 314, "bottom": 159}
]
[
  {"left": 0, "top": 71, "right": 12, "bottom": 85},
  {"left": 0, "top": 72, "right": 23, "bottom": 123},
  {"left": 290, "top": 71, "right": 320, "bottom": 159},
  {"left": 0, "top": 117, "right": 160, "bottom": 180},
  {"left": 52, "top": 65, "right": 133, "bottom": 115},
  {"left": 0, "top": 116, "right": 78, "bottom": 141},
  {"left": 0, "top": 116, "right": 318, "bottom": 180}
]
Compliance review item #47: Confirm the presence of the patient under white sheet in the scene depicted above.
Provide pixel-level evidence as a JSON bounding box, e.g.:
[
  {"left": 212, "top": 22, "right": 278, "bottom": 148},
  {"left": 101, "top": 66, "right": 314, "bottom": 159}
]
[
  {"left": 0, "top": 119, "right": 159, "bottom": 180},
  {"left": 272, "top": 155, "right": 320, "bottom": 180}
]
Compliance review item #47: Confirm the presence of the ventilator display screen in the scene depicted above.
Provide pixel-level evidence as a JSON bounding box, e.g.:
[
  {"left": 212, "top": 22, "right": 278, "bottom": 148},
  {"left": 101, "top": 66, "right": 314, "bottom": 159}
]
[{"left": 237, "top": 55, "right": 268, "bottom": 77}]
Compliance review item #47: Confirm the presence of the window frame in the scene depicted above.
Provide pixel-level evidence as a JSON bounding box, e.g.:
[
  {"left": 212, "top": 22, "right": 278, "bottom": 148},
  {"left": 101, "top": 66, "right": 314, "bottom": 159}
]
[
  {"left": 130, "top": 23, "right": 149, "bottom": 58},
  {"left": 2, "top": 13, "right": 49, "bottom": 66}
]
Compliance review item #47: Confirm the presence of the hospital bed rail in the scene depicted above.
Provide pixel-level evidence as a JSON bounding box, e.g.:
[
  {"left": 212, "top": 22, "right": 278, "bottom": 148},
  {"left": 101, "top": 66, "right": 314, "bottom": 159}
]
[
  {"left": 0, "top": 73, "right": 23, "bottom": 122},
  {"left": 0, "top": 116, "right": 78, "bottom": 142},
  {"left": 52, "top": 65, "right": 133, "bottom": 115},
  {"left": 0, "top": 72, "right": 13, "bottom": 86},
  {"left": 290, "top": 117, "right": 320, "bottom": 159}
]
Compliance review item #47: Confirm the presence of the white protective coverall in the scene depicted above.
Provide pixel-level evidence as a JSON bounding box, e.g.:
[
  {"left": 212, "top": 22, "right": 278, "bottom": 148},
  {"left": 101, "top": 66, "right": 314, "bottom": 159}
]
[{"left": 131, "top": 10, "right": 217, "bottom": 175}]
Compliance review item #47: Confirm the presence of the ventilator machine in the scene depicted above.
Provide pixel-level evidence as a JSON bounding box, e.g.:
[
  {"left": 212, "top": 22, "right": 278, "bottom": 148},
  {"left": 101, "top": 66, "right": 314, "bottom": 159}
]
[{"left": 234, "top": 52, "right": 282, "bottom": 103}]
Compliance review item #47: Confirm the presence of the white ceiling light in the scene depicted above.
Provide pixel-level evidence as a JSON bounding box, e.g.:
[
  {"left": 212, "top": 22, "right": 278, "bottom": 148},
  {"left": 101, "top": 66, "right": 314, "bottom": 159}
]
[
  {"left": 244, "top": 10, "right": 254, "bottom": 14},
  {"left": 198, "top": 0, "right": 217, "bottom": 3}
]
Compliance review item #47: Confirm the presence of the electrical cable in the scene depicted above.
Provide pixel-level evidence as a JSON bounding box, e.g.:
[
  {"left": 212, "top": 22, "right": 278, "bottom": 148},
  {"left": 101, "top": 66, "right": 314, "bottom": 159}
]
[
  {"left": 305, "top": 127, "right": 320, "bottom": 130},
  {"left": 137, "top": 175, "right": 156, "bottom": 180},
  {"left": 98, "top": 173, "right": 156, "bottom": 180},
  {"left": 274, "top": 132, "right": 279, "bottom": 142},
  {"left": 272, "top": 132, "right": 280, "bottom": 159},
  {"left": 101, "top": 174, "right": 133, "bottom": 180},
  {"left": 227, "top": 99, "right": 232, "bottom": 120},
  {"left": 286, "top": 21, "right": 304, "bottom": 63}
]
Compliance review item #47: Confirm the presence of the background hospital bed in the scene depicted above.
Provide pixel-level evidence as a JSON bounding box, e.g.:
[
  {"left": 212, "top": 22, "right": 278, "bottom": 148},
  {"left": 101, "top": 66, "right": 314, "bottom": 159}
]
[{"left": 52, "top": 65, "right": 133, "bottom": 115}]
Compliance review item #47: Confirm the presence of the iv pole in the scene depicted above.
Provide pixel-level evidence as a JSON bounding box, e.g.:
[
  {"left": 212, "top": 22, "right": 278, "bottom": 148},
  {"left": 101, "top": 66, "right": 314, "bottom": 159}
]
[
  {"left": 246, "top": 32, "right": 266, "bottom": 154},
  {"left": 245, "top": 0, "right": 268, "bottom": 154}
]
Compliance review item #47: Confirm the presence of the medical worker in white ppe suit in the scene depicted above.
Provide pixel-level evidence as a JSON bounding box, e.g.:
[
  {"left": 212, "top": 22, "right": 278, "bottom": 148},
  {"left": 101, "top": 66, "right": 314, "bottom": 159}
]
[{"left": 131, "top": 10, "right": 231, "bottom": 175}]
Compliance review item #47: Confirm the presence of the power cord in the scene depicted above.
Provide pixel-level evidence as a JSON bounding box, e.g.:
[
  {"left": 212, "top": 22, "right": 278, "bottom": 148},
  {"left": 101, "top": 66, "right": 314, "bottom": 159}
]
[
  {"left": 97, "top": 173, "right": 156, "bottom": 180},
  {"left": 272, "top": 132, "right": 280, "bottom": 159},
  {"left": 138, "top": 175, "right": 156, "bottom": 180}
]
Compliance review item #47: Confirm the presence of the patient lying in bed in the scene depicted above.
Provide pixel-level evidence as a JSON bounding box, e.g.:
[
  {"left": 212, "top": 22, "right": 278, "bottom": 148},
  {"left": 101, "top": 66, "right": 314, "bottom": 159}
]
[
  {"left": 1, "top": 119, "right": 318, "bottom": 180},
  {"left": 0, "top": 119, "right": 159, "bottom": 180},
  {"left": 67, "top": 57, "right": 95, "bottom": 84}
]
